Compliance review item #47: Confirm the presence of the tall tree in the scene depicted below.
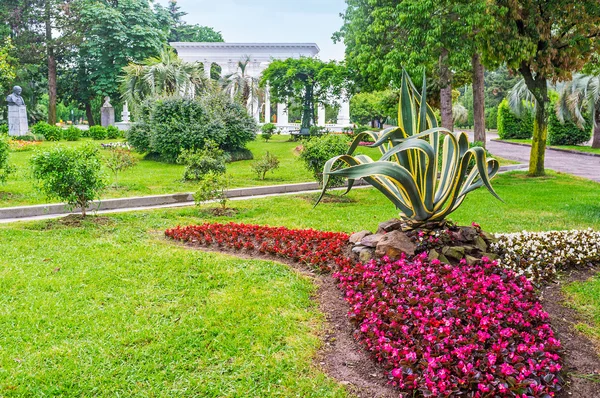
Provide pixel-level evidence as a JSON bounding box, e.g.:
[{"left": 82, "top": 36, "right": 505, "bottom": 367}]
[
  {"left": 223, "top": 58, "right": 261, "bottom": 117},
  {"left": 260, "top": 58, "right": 347, "bottom": 130},
  {"left": 154, "top": 0, "right": 223, "bottom": 43},
  {"left": 482, "top": 0, "right": 600, "bottom": 176}
]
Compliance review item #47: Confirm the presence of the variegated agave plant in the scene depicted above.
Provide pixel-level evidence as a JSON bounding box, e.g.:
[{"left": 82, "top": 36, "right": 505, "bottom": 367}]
[{"left": 317, "top": 71, "right": 501, "bottom": 224}]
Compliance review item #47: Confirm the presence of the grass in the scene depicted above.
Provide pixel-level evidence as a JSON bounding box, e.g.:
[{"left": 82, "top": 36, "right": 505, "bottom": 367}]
[
  {"left": 503, "top": 138, "right": 600, "bottom": 155},
  {"left": 563, "top": 277, "right": 600, "bottom": 344},
  {"left": 1, "top": 134, "right": 516, "bottom": 208},
  {"left": 0, "top": 171, "right": 599, "bottom": 396}
]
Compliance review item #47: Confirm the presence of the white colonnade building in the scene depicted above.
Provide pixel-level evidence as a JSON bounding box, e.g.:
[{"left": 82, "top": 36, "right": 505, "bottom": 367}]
[{"left": 169, "top": 42, "right": 351, "bottom": 131}]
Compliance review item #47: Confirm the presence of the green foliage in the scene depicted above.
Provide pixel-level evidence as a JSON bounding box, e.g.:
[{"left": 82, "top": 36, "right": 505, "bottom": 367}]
[
  {"left": 251, "top": 152, "right": 280, "bottom": 180},
  {"left": 299, "top": 134, "right": 350, "bottom": 187},
  {"left": 260, "top": 123, "right": 277, "bottom": 142},
  {"left": 308, "top": 126, "right": 327, "bottom": 137},
  {"left": 497, "top": 100, "right": 532, "bottom": 139},
  {"left": 226, "top": 148, "right": 254, "bottom": 162},
  {"left": 30, "top": 144, "right": 107, "bottom": 216},
  {"left": 548, "top": 111, "right": 591, "bottom": 146},
  {"left": 176, "top": 141, "right": 227, "bottom": 181},
  {"left": 126, "top": 122, "right": 152, "bottom": 153},
  {"left": 350, "top": 90, "right": 397, "bottom": 126},
  {"left": 194, "top": 171, "right": 230, "bottom": 209},
  {"left": 104, "top": 148, "right": 138, "bottom": 188},
  {"left": 31, "top": 122, "right": 62, "bottom": 141},
  {"left": 0, "top": 134, "right": 15, "bottom": 184},
  {"left": 106, "top": 125, "right": 121, "bottom": 139},
  {"left": 261, "top": 58, "right": 347, "bottom": 129},
  {"left": 63, "top": 126, "right": 82, "bottom": 141},
  {"left": 0, "top": 124, "right": 8, "bottom": 135},
  {"left": 154, "top": 0, "right": 224, "bottom": 43},
  {"left": 0, "top": 37, "right": 16, "bottom": 93},
  {"left": 88, "top": 125, "right": 108, "bottom": 140},
  {"left": 318, "top": 71, "right": 500, "bottom": 224},
  {"left": 137, "top": 94, "right": 257, "bottom": 163}
]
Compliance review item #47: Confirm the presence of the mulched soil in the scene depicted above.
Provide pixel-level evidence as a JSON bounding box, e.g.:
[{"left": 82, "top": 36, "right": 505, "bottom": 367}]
[
  {"left": 169, "top": 237, "right": 600, "bottom": 397},
  {"left": 43, "top": 214, "right": 114, "bottom": 228},
  {"left": 541, "top": 267, "right": 600, "bottom": 397}
]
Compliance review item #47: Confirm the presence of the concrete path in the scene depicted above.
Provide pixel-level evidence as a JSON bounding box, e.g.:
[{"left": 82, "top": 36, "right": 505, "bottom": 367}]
[{"left": 470, "top": 131, "right": 600, "bottom": 182}]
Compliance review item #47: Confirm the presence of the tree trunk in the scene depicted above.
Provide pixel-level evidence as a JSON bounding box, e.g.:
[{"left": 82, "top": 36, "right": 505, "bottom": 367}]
[
  {"left": 472, "top": 53, "right": 486, "bottom": 145},
  {"left": 593, "top": 107, "right": 600, "bottom": 149},
  {"left": 439, "top": 48, "right": 453, "bottom": 130},
  {"left": 301, "top": 84, "right": 313, "bottom": 129},
  {"left": 85, "top": 101, "right": 95, "bottom": 126},
  {"left": 45, "top": 0, "right": 57, "bottom": 126}
]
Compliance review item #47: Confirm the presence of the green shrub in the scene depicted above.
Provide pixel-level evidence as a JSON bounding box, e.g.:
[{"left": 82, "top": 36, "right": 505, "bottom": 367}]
[
  {"left": 63, "top": 126, "right": 82, "bottom": 141},
  {"left": 138, "top": 93, "right": 257, "bottom": 163},
  {"left": 226, "top": 148, "right": 254, "bottom": 162},
  {"left": 261, "top": 123, "right": 277, "bottom": 142},
  {"left": 126, "top": 122, "right": 152, "bottom": 153},
  {"left": 15, "top": 134, "right": 43, "bottom": 142},
  {"left": 106, "top": 125, "right": 121, "bottom": 139},
  {"left": 548, "top": 110, "right": 591, "bottom": 146},
  {"left": 30, "top": 144, "right": 107, "bottom": 217},
  {"left": 104, "top": 148, "right": 138, "bottom": 188},
  {"left": 194, "top": 171, "right": 230, "bottom": 210},
  {"left": 0, "top": 124, "right": 7, "bottom": 135},
  {"left": 497, "top": 99, "right": 532, "bottom": 139},
  {"left": 0, "top": 134, "right": 15, "bottom": 184},
  {"left": 176, "top": 141, "right": 227, "bottom": 181},
  {"left": 88, "top": 125, "right": 108, "bottom": 140},
  {"left": 299, "top": 134, "right": 350, "bottom": 187},
  {"left": 251, "top": 151, "right": 280, "bottom": 180},
  {"left": 308, "top": 125, "right": 327, "bottom": 137},
  {"left": 31, "top": 122, "right": 62, "bottom": 141}
]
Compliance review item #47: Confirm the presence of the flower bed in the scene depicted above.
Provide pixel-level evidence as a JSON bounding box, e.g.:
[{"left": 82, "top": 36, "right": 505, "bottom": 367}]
[
  {"left": 492, "top": 229, "right": 600, "bottom": 283},
  {"left": 165, "top": 222, "right": 351, "bottom": 273},
  {"left": 9, "top": 140, "right": 42, "bottom": 152},
  {"left": 101, "top": 142, "right": 131, "bottom": 150},
  {"left": 336, "top": 254, "right": 562, "bottom": 397}
]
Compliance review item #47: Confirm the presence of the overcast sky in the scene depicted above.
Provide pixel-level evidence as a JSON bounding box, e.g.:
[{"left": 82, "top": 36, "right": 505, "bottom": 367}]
[{"left": 155, "top": 0, "right": 347, "bottom": 61}]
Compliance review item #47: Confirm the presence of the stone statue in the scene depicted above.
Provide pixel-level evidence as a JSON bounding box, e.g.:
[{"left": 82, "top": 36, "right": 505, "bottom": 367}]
[
  {"left": 6, "top": 86, "right": 28, "bottom": 136},
  {"left": 100, "top": 96, "right": 115, "bottom": 127}
]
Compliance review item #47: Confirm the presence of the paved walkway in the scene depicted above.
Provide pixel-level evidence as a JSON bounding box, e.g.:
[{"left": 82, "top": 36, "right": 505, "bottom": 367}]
[{"left": 469, "top": 132, "right": 600, "bottom": 182}]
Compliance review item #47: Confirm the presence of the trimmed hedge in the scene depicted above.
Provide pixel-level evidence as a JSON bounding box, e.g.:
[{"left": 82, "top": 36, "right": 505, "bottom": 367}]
[
  {"left": 88, "top": 125, "right": 108, "bottom": 140},
  {"left": 497, "top": 99, "right": 532, "bottom": 139},
  {"left": 31, "top": 122, "right": 62, "bottom": 141},
  {"left": 548, "top": 111, "right": 591, "bottom": 146}
]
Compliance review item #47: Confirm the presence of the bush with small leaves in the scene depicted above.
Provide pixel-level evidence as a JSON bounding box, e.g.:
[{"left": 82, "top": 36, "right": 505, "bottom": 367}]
[
  {"left": 176, "top": 140, "right": 227, "bottom": 181},
  {"left": 89, "top": 125, "right": 108, "bottom": 140},
  {"left": 497, "top": 99, "right": 532, "bottom": 139},
  {"left": 63, "top": 126, "right": 82, "bottom": 141},
  {"left": 261, "top": 123, "right": 277, "bottom": 142},
  {"left": 194, "top": 171, "right": 230, "bottom": 210},
  {"left": 126, "top": 122, "right": 152, "bottom": 153},
  {"left": 106, "top": 125, "right": 121, "bottom": 139},
  {"left": 0, "top": 124, "right": 7, "bottom": 135},
  {"left": 548, "top": 110, "right": 591, "bottom": 146},
  {"left": 31, "top": 121, "right": 62, "bottom": 141},
  {"left": 30, "top": 144, "right": 107, "bottom": 217},
  {"left": 299, "top": 134, "right": 349, "bottom": 187},
  {"left": 104, "top": 148, "right": 138, "bottom": 188},
  {"left": 251, "top": 151, "right": 280, "bottom": 180},
  {"left": 0, "top": 134, "right": 15, "bottom": 183}
]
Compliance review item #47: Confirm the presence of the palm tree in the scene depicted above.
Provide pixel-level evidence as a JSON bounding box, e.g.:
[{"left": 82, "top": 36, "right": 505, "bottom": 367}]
[
  {"left": 557, "top": 74, "right": 600, "bottom": 148},
  {"left": 222, "top": 58, "right": 262, "bottom": 118},
  {"left": 120, "top": 47, "right": 210, "bottom": 108}
]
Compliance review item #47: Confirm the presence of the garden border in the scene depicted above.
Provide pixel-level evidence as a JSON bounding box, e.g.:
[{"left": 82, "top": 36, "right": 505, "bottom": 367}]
[
  {"left": 491, "top": 139, "right": 600, "bottom": 158},
  {"left": 0, "top": 164, "right": 528, "bottom": 222}
]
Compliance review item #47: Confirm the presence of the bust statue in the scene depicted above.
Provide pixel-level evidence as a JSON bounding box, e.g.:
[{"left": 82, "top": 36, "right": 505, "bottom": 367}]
[
  {"left": 6, "top": 86, "right": 25, "bottom": 106},
  {"left": 102, "top": 96, "right": 112, "bottom": 108}
]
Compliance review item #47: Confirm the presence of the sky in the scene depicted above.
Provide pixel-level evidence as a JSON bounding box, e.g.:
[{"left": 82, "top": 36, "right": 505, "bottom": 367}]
[{"left": 155, "top": 0, "right": 347, "bottom": 61}]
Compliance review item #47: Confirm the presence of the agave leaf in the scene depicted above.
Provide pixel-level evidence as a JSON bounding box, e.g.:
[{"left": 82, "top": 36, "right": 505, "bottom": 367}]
[{"left": 347, "top": 130, "right": 382, "bottom": 156}]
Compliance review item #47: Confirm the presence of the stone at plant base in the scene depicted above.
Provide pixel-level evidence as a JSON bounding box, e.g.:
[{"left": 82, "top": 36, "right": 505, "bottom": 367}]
[
  {"left": 483, "top": 252, "right": 499, "bottom": 261},
  {"left": 376, "top": 219, "right": 404, "bottom": 234},
  {"left": 352, "top": 245, "right": 365, "bottom": 254},
  {"left": 428, "top": 249, "right": 440, "bottom": 261},
  {"left": 359, "top": 249, "right": 374, "bottom": 263},
  {"left": 442, "top": 246, "right": 465, "bottom": 261},
  {"left": 465, "top": 255, "right": 479, "bottom": 266},
  {"left": 438, "top": 254, "right": 450, "bottom": 264},
  {"left": 474, "top": 236, "right": 488, "bottom": 252},
  {"left": 360, "top": 233, "right": 385, "bottom": 248},
  {"left": 349, "top": 230, "right": 372, "bottom": 244},
  {"left": 375, "top": 230, "right": 417, "bottom": 261},
  {"left": 458, "top": 227, "right": 478, "bottom": 242}
]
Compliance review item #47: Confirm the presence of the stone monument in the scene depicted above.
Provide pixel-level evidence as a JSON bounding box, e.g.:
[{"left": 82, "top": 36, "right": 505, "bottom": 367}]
[
  {"left": 100, "top": 96, "right": 115, "bottom": 127},
  {"left": 6, "top": 86, "right": 28, "bottom": 136},
  {"left": 115, "top": 101, "right": 131, "bottom": 131}
]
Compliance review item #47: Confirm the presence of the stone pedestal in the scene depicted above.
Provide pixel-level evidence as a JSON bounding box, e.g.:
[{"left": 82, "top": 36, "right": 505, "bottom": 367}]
[
  {"left": 100, "top": 105, "right": 115, "bottom": 127},
  {"left": 7, "top": 105, "right": 28, "bottom": 136}
]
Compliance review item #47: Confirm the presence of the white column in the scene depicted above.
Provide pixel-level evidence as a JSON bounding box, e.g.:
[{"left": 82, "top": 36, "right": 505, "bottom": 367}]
[
  {"left": 203, "top": 61, "right": 212, "bottom": 79},
  {"left": 318, "top": 104, "right": 326, "bottom": 126},
  {"left": 264, "top": 83, "right": 271, "bottom": 124},
  {"left": 121, "top": 102, "right": 130, "bottom": 123},
  {"left": 277, "top": 103, "right": 288, "bottom": 126},
  {"left": 337, "top": 91, "right": 351, "bottom": 126}
]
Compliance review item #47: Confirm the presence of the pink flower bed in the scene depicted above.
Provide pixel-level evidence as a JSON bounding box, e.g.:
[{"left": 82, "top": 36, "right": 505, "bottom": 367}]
[
  {"left": 165, "top": 222, "right": 351, "bottom": 273},
  {"left": 336, "top": 254, "right": 562, "bottom": 397},
  {"left": 165, "top": 223, "right": 563, "bottom": 396}
]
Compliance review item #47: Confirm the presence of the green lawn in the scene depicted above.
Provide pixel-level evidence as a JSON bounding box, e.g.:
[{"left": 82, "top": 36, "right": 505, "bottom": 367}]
[
  {"left": 503, "top": 138, "right": 600, "bottom": 155},
  {"left": 1, "top": 134, "right": 516, "bottom": 208},
  {"left": 0, "top": 171, "right": 599, "bottom": 396}
]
